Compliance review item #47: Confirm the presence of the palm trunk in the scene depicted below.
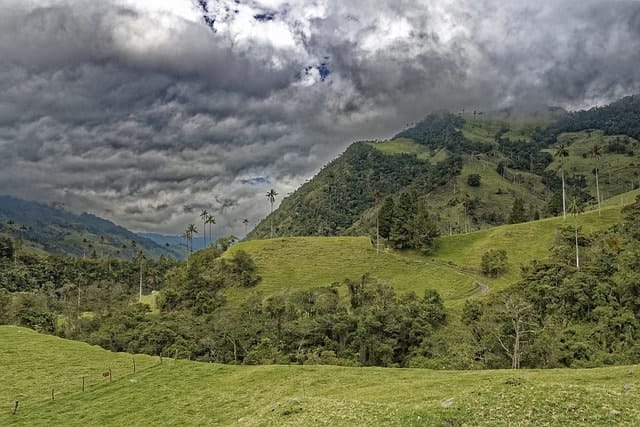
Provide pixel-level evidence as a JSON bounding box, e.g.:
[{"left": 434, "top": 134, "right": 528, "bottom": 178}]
[
  {"left": 574, "top": 222, "right": 580, "bottom": 270},
  {"left": 561, "top": 169, "right": 566, "bottom": 219},
  {"left": 595, "top": 166, "right": 601, "bottom": 217},
  {"left": 139, "top": 259, "right": 143, "bottom": 303}
]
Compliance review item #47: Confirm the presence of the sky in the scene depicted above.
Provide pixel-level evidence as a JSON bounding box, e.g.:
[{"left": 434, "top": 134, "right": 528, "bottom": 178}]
[{"left": 1, "top": 0, "right": 640, "bottom": 236}]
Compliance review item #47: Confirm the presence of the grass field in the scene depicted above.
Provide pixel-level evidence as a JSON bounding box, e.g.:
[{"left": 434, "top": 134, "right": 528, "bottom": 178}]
[
  {"left": 433, "top": 202, "right": 626, "bottom": 290},
  {"left": 219, "top": 189, "right": 635, "bottom": 305},
  {"left": 224, "top": 237, "right": 480, "bottom": 303},
  {"left": 1, "top": 326, "right": 639, "bottom": 426}
]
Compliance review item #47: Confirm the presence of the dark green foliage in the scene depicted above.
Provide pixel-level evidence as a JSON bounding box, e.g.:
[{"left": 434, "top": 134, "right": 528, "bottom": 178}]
[
  {"left": 622, "top": 195, "right": 640, "bottom": 240},
  {"left": 550, "top": 95, "right": 640, "bottom": 140},
  {"left": 509, "top": 197, "right": 527, "bottom": 224},
  {"left": 224, "top": 250, "right": 261, "bottom": 287},
  {"left": 378, "top": 196, "right": 395, "bottom": 239},
  {"left": 250, "top": 142, "right": 432, "bottom": 238},
  {"left": 410, "top": 200, "right": 440, "bottom": 255},
  {"left": 0, "top": 237, "right": 13, "bottom": 259},
  {"left": 395, "top": 113, "right": 489, "bottom": 154},
  {"left": 496, "top": 137, "right": 553, "bottom": 174},
  {"left": 467, "top": 174, "right": 481, "bottom": 187},
  {"left": 481, "top": 249, "right": 508, "bottom": 277}
]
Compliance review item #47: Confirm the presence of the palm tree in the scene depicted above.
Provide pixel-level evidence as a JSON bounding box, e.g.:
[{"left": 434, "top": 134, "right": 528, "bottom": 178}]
[
  {"left": 186, "top": 224, "right": 198, "bottom": 254},
  {"left": 266, "top": 189, "right": 278, "bottom": 238},
  {"left": 182, "top": 230, "right": 190, "bottom": 263},
  {"left": 555, "top": 143, "right": 570, "bottom": 219},
  {"left": 133, "top": 250, "right": 146, "bottom": 303},
  {"left": 242, "top": 218, "right": 249, "bottom": 235},
  {"left": 200, "top": 209, "right": 209, "bottom": 248},
  {"left": 568, "top": 197, "right": 583, "bottom": 269},
  {"left": 591, "top": 143, "right": 602, "bottom": 216},
  {"left": 206, "top": 214, "right": 216, "bottom": 246},
  {"left": 374, "top": 191, "right": 384, "bottom": 256}
]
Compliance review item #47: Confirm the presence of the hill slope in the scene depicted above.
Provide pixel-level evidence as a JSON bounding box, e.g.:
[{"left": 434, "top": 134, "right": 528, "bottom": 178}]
[
  {"left": 0, "top": 195, "right": 177, "bottom": 259},
  {"left": 225, "top": 192, "right": 633, "bottom": 306},
  {"left": 2, "top": 326, "right": 639, "bottom": 426},
  {"left": 249, "top": 96, "right": 640, "bottom": 241}
]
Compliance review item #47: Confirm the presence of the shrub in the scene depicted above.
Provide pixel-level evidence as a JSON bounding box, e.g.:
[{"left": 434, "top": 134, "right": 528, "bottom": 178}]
[
  {"left": 481, "top": 249, "right": 508, "bottom": 277},
  {"left": 467, "top": 173, "right": 481, "bottom": 187}
]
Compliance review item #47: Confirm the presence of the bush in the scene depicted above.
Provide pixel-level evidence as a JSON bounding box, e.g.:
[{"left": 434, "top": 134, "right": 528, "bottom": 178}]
[
  {"left": 467, "top": 173, "right": 481, "bottom": 187},
  {"left": 481, "top": 249, "right": 508, "bottom": 277}
]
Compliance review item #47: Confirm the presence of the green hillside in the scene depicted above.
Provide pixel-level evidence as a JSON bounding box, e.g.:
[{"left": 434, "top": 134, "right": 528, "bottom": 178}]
[
  {"left": 249, "top": 96, "right": 640, "bottom": 242},
  {"left": 434, "top": 201, "right": 627, "bottom": 291},
  {"left": 226, "top": 192, "right": 631, "bottom": 304},
  {"left": 2, "top": 326, "right": 639, "bottom": 426},
  {"left": 0, "top": 196, "right": 178, "bottom": 259},
  {"left": 225, "top": 237, "right": 480, "bottom": 302}
]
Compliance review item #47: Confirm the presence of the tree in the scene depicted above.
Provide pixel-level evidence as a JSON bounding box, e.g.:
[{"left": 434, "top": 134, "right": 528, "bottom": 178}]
[
  {"left": 410, "top": 199, "right": 439, "bottom": 255},
  {"left": 134, "top": 250, "right": 147, "bottom": 302},
  {"left": 205, "top": 214, "right": 216, "bottom": 246},
  {"left": 0, "top": 237, "right": 14, "bottom": 260},
  {"left": 509, "top": 197, "right": 527, "bottom": 224},
  {"left": 378, "top": 196, "right": 394, "bottom": 239},
  {"left": 467, "top": 173, "right": 481, "bottom": 187},
  {"left": 200, "top": 209, "right": 209, "bottom": 248},
  {"left": 5, "top": 220, "right": 16, "bottom": 264},
  {"left": 591, "top": 143, "right": 602, "bottom": 216},
  {"left": 481, "top": 249, "right": 508, "bottom": 277},
  {"left": 490, "top": 294, "right": 537, "bottom": 369},
  {"left": 568, "top": 197, "right": 583, "bottom": 269},
  {"left": 242, "top": 218, "right": 249, "bottom": 235},
  {"left": 265, "top": 189, "right": 278, "bottom": 238},
  {"left": 186, "top": 224, "right": 198, "bottom": 256},
  {"left": 374, "top": 191, "right": 383, "bottom": 255},
  {"left": 554, "top": 143, "right": 570, "bottom": 219}
]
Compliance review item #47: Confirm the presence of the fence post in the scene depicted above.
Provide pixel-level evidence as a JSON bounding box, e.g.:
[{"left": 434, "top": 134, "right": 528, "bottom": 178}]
[
  {"left": 82, "top": 376, "right": 85, "bottom": 392},
  {"left": 51, "top": 387, "right": 55, "bottom": 401},
  {"left": 133, "top": 358, "right": 136, "bottom": 375},
  {"left": 109, "top": 367, "right": 112, "bottom": 382},
  {"left": 12, "top": 400, "right": 19, "bottom": 415}
]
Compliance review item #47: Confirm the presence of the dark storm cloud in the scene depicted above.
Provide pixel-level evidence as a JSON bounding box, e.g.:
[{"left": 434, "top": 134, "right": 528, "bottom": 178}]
[{"left": 1, "top": 0, "right": 639, "bottom": 235}]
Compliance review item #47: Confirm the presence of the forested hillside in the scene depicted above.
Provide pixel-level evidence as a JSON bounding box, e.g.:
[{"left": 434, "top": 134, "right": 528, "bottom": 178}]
[
  {"left": 0, "top": 196, "right": 178, "bottom": 259},
  {"left": 250, "top": 96, "right": 640, "bottom": 244}
]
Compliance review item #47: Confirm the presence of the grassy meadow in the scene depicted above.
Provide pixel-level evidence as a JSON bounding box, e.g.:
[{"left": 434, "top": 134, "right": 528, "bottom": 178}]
[
  {"left": 224, "top": 236, "right": 480, "bottom": 303},
  {"left": 1, "top": 326, "right": 639, "bottom": 426}
]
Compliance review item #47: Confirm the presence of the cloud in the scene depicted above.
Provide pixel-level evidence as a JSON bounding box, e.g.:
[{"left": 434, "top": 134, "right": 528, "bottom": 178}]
[{"left": 1, "top": 0, "right": 639, "bottom": 236}]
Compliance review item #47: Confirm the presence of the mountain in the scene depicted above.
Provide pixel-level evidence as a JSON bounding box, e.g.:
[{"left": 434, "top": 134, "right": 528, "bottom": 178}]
[
  {"left": 138, "top": 233, "right": 190, "bottom": 259},
  {"left": 0, "top": 196, "right": 175, "bottom": 259},
  {"left": 249, "top": 96, "right": 640, "bottom": 242}
]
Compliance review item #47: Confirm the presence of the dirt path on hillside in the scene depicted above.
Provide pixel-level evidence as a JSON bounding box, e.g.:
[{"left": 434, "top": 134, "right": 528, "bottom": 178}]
[{"left": 415, "top": 255, "right": 490, "bottom": 299}]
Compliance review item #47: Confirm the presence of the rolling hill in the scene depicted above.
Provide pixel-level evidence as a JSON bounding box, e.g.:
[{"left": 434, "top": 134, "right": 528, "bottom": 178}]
[
  {"left": 225, "top": 190, "right": 635, "bottom": 305},
  {"left": 2, "top": 326, "right": 639, "bottom": 426}
]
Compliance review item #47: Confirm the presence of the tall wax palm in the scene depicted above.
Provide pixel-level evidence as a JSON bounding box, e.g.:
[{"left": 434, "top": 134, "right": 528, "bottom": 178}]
[
  {"left": 242, "top": 218, "right": 249, "bottom": 235},
  {"left": 568, "top": 197, "right": 583, "bottom": 269},
  {"left": 206, "top": 214, "right": 216, "bottom": 246},
  {"left": 186, "top": 223, "right": 198, "bottom": 254},
  {"left": 266, "top": 189, "right": 278, "bottom": 238},
  {"left": 555, "top": 143, "right": 570, "bottom": 219},
  {"left": 182, "top": 230, "right": 190, "bottom": 264},
  {"left": 133, "top": 250, "right": 146, "bottom": 303},
  {"left": 374, "top": 191, "right": 384, "bottom": 256},
  {"left": 200, "top": 209, "right": 209, "bottom": 247},
  {"left": 591, "top": 143, "right": 603, "bottom": 216}
]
